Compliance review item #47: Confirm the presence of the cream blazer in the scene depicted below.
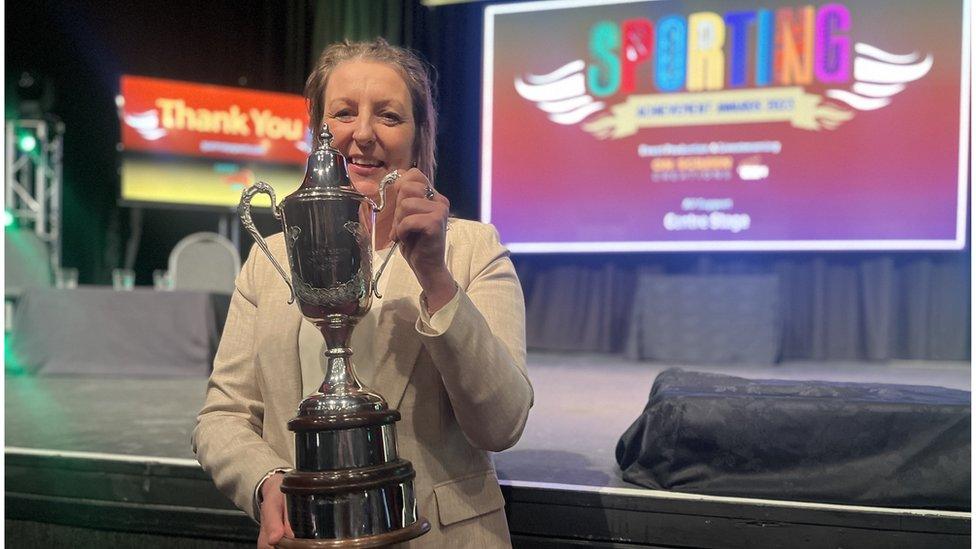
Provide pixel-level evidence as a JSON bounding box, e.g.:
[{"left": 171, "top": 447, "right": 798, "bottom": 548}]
[{"left": 192, "top": 219, "right": 533, "bottom": 548}]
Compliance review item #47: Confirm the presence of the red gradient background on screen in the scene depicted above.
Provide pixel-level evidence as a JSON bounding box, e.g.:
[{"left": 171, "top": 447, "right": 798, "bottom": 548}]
[
  {"left": 483, "top": 0, "right": 967, "bottom": 250},
  {"left": 120, "top": 76, "right": 309, "bottom": 165}
]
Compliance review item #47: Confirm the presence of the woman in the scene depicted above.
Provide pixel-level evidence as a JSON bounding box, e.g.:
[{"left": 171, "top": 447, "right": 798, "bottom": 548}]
[{"left": 192, "top": 39, "right": 533, "bottom": 548}]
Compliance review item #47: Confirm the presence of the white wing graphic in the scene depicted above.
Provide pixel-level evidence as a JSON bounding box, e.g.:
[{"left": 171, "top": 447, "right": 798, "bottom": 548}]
[
  {"left": 514, "top": 60, "right": 604, "bottom": 125},
  {"left": 123, "top": 109, "right": 167, "bottom": 141},
  {"left": 825, "top": 43, "right": 933, "bottom": 111}
]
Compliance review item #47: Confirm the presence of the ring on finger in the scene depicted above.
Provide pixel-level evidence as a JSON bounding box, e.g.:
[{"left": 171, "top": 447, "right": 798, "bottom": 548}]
[{"left": 424, "top": 185, "right": 435, "bottom": 200}]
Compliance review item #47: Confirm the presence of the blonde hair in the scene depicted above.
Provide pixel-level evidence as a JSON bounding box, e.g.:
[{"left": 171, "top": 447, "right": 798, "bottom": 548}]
[{"left": 305, "top": 38, "right": 438, "bottom": 182}]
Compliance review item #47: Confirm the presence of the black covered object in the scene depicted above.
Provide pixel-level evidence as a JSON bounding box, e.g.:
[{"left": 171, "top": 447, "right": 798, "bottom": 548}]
[{"left": 616, "top": 369, "right": 970, "bottom": 510}]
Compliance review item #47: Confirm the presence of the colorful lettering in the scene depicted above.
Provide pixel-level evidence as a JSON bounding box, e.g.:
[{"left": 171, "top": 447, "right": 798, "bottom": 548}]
[
  {"left": 687, "top": 12, "right": 726, "bottom": 92},
  {"left": 584, "top": 4, "right": 851, "bottom": 96},
  {"left": 655, "top": 15, "right": 687, "bottom": 92},
  {"left": 621, "top": 19, "right": 654, "bottom": 93},
  {"left": 588, "top": 21, "right": 621, "bottom": 97},
  {"left": 756, "top": 10, "right": 774, "bottom": 86},
  {"left": 775, "top": 7, "right": 815, "bottom": 85},
  {"left": 725, "top": 11, "right": 756, "bottom": 87},
  {"left": 815, "top": 4, "right": 851, "bottom": 83}
]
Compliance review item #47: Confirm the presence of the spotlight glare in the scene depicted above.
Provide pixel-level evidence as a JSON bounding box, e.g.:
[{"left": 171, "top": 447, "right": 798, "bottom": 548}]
[
  {"left": 4, "top": 210, "right": 15, "bottom": 227},
  {"left": 17, "top": 133, "right": 37, "bottom": 153}
]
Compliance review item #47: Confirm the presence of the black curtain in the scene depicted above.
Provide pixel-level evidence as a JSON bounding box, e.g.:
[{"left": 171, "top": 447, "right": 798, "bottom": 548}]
[
  {"left": 515, "top": 253, "right": 970, "bottom": 361},
  {"left": 311, "top": 0, "right": 420, "bottom": 52}
]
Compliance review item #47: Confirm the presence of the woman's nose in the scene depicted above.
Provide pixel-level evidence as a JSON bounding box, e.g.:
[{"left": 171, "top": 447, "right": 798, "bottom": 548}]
[{"left": 352, "top": 117, "right": 375, "bottom": 146}]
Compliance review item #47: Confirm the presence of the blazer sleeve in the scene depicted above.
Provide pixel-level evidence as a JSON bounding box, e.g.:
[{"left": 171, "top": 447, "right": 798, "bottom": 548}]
[
  {"left": 191, "top": 245, "right": 292, "bottom": 521},
  {"left": 418, "top": 223, "right": 533, "bottom": 452}
]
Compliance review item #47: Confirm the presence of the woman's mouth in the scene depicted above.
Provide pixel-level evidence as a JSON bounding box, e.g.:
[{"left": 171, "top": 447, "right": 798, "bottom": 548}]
[{"left": 348, "top": 157, "right": 385, "bottom": 177}]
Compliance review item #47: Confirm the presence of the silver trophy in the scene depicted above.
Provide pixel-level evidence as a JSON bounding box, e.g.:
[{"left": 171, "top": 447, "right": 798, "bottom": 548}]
[{"left": 238, "top": 125, "right": 430, "bottom": 547}]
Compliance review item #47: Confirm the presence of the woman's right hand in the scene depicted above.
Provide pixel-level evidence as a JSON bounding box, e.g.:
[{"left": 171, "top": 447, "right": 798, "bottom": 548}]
[{"left": 257, "top": 472, "right": 293, "bottom": 548}]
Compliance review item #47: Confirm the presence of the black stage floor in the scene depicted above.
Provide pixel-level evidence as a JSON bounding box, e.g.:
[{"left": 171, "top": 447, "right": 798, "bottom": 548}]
[{"left": 5, "top": 353, "right": 972, "bottom": 548}]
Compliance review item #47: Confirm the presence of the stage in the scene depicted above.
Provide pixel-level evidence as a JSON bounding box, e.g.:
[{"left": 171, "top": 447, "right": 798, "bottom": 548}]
[{"left": 5, "top": 353, "right": 971, "bottom": 548}]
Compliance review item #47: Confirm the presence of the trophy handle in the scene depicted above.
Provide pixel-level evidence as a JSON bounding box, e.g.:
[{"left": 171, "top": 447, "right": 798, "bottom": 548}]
[
  {"left": 369, "top": 170, "right": 403, "bottom": 299},
  {"left": 372, "top": 170, "right": 400, "bottom": 213},
  {"left": 372, "top": 242, "right": 399, "bottom": 299},
  {"left": 238, "top": 181, "right": 296, "bottom": 304}
]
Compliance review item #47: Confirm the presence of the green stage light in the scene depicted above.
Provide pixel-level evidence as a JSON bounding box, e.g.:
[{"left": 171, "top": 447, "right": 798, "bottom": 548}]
[
  {"left": 17, "top": 133, "right": 37, "bottom": 153},
  {"left": 3, "top": 210, "right": 14, "bottom": 227}
]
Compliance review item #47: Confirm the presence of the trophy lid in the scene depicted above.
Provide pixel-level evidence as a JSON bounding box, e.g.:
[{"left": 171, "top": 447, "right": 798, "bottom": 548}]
[{"left": 298, "top": 124, "right": 354, "bottom": 191}]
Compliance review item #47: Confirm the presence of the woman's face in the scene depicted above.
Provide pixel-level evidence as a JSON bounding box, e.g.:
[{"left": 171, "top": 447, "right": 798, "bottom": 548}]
[{"left": 323, "top": 61, "right": 416, "bottom": 199}]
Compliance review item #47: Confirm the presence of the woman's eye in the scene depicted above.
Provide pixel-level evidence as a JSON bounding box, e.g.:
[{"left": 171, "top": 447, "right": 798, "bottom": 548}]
[
  {"left": 330, "top": 111, "right": 355, "bottom": 122},
  {"left": 380, "top": 112, "right": 403, "bottom": 124}
]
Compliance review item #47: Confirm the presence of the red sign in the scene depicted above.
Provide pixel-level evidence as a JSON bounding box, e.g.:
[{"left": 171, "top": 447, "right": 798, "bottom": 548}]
[{"left": 119, "top": 75, "right": 310, "bottom": 165}]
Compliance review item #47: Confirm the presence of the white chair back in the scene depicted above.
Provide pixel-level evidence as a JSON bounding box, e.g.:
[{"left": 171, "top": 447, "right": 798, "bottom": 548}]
[{"left": 168, "top": 232, "right": 241, "bottom": 294}]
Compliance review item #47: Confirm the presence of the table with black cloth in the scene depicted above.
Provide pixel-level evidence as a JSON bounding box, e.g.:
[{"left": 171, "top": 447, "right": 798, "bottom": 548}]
[
  {"left": 617, "top": 368, "right": 971, "bottom": 511},
  {"left": 9, "top": 287, "right": 231, "bottom": 376}
]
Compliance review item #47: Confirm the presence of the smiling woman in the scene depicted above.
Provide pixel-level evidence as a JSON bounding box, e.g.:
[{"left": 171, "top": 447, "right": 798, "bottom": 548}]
[
  {"left": 323, "top": 61, "right": 417, "bottom": 200},
  {"left": 192, "top": 38, "right": 533, "bottom": 549},
  {"left": 306, "top": 39, "right": 438, "bottom": 183}
]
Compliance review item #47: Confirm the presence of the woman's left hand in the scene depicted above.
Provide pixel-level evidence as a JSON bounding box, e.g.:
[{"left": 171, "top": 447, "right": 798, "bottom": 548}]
[{"left": 389, "top": 168, "right": 457, "bottom": 313}]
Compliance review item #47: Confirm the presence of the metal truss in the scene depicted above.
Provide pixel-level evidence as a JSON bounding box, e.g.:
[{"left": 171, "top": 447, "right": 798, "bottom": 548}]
[{"left": 5, "top": 117, "right": 64, "bottom": 273}]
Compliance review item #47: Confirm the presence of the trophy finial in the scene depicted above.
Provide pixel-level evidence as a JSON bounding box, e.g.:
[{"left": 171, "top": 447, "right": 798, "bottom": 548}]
[
  {"left": 300, "top": 122, "right": 351, "bottom": 190},
  {"left": 318, "top": 124, "right": 333, "bottom": 150}
]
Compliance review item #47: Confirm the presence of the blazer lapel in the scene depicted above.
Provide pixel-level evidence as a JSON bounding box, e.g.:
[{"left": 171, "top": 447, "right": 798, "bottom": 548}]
[{"left": 370, "top": 250, "right": 424, "bottom": 410}]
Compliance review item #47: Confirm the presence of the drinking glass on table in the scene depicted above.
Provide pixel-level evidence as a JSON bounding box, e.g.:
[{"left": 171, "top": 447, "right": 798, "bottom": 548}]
[
  {"left": 112, "top": 268, "right": 135, "bottom": 291},
  {"left": 152, "top": 269, "right": 173, "bottom": 291},
  {"left": 55, "top": 267, "right": 78, "bottom": 289}
]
